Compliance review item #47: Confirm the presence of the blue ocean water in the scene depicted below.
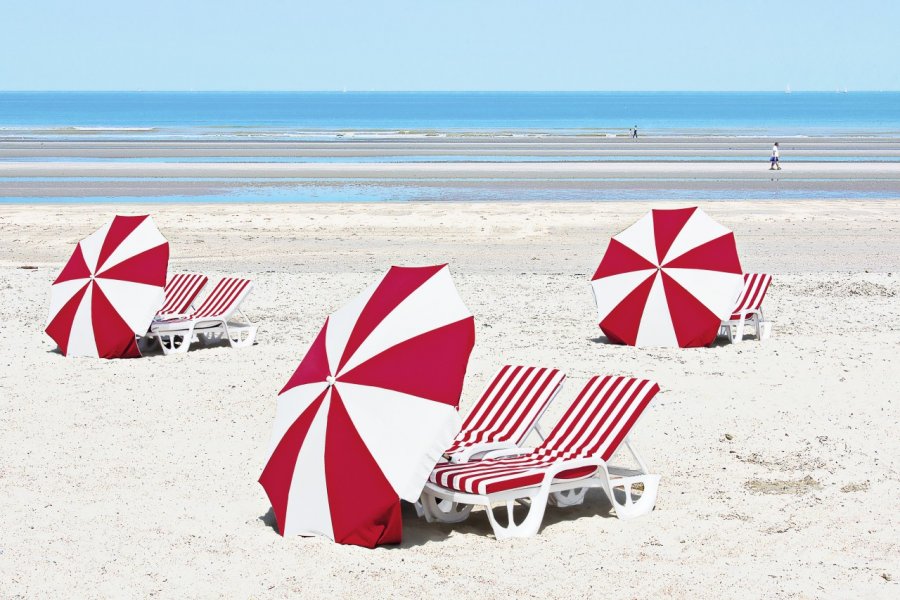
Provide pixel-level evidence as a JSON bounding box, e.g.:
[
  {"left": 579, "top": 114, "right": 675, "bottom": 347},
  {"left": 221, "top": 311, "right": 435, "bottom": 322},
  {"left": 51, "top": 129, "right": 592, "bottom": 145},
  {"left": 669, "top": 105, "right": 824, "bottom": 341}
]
[{"left": 1, "top": 91, "right": 899, "bottom": 133}]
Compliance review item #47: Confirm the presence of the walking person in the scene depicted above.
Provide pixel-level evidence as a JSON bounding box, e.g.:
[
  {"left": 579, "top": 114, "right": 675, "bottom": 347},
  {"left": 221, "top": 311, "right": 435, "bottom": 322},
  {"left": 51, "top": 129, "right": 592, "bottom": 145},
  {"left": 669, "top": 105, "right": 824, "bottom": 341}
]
[
  {"left": 769, "top": 142, "right": 781, "bottom": 170},
  {"left": 632, "top": 125, "right": 638, "bottom": 139}
]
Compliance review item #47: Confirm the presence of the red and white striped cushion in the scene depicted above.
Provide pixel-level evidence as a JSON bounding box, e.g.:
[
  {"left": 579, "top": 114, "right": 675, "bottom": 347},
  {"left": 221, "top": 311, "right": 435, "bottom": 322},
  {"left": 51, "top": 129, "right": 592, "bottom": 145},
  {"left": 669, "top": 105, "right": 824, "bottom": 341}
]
[
  {"left": 158, "top": 273, "right": 208, "bottom": 316},
  {"left": 730, "top": 273, "right": 772, "bottom": 319},
  {"left": 430, "top": 376, "right": 659, "bottom": 495},
  {"left": 444, "top": 366, "right": 565, "bottom": 458},
  {"left": 191, "top": 277, "right": 253, "bottom": 319}
]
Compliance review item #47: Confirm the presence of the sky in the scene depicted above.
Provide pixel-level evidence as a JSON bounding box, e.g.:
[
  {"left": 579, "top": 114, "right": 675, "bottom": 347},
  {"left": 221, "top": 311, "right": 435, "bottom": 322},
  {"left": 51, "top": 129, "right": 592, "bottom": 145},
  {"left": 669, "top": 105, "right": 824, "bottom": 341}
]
[{"left": 1, "top": 1, "right": 898, "bottom": 91}]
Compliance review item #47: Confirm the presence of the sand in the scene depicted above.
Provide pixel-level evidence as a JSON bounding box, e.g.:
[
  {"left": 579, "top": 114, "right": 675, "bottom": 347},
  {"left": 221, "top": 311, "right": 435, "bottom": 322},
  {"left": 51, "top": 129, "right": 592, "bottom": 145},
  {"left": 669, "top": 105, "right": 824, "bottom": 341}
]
[{"left": 0, "top": 200, "right": 898, "bottom": 598}]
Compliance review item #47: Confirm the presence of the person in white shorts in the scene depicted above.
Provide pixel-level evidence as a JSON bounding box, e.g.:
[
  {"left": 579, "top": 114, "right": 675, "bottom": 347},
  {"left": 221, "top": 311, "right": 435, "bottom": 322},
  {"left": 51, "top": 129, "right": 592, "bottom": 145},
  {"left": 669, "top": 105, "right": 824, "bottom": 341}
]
[{"left": 769, "top": 142, "right": 781, "bottom": 170}]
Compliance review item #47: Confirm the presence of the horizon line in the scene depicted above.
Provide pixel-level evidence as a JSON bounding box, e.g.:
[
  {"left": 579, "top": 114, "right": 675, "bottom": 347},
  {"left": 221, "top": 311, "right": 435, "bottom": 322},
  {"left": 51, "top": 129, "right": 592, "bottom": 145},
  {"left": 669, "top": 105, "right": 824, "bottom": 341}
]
[{"left": 0, "top": 89, "right": 896, "bottom": 94}]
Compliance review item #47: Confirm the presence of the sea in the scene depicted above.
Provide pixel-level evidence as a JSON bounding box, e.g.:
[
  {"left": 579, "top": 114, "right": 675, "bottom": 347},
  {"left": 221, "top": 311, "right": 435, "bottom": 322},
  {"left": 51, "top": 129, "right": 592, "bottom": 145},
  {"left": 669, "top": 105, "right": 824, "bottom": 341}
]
[
  {"left": 2, "top": 91, "right": 900, "bottom": 133},
  {"left": 1, "top": 92, "right": 899, "bottom": 203}
]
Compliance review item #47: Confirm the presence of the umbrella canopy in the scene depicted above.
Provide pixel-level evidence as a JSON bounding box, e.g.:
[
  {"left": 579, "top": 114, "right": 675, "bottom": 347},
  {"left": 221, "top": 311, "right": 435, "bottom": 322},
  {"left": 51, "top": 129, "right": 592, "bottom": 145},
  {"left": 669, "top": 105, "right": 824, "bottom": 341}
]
[
  {"left": 259, "top": 264, "right": 475, "bottom": 548},
  {"left": 46, "top": 215, "right": 169, "bottom": 358},
  {"left": 591, "top": 207, "right": 743, "bottom": 347}
]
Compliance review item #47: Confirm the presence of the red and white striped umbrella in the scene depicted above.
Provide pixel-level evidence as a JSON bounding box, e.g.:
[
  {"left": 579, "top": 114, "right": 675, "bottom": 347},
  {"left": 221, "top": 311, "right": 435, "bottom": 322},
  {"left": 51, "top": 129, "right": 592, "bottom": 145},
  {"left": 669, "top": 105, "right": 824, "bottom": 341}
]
[
  {"left": 46, "top": 215, "right": 169, "bottom": 358},
  {"left": 590, "top": 207, "right": 743, "bottom": 347},
  {"left": 259, "top": 264, "right": 475, "bottom": 548}
]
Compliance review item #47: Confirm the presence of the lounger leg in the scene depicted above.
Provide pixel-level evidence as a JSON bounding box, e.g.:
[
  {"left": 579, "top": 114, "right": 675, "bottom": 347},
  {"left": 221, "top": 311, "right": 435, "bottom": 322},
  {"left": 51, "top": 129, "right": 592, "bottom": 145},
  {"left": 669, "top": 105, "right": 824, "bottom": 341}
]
[
  {"left": 157, "top": 326, "right": 194, "bottom": 355},
  {"left": 734, "top": 315, "right": 746, "bottom": 343},
  {"left": 603, "top": 473, "right": 660, "bottom": 520},
  {"left": 156, "top": 333, "right": 174, "bottom": 355},
  {"left": 226, "top": 324, "right": 259, "bottom": 348},
  {"left": 484, "top": 491, "right": 550, "bottom": 540},
  {"left": 419, "top": 494, "right": 473, "bottom": 524},
  {"left": 719, "top": 321, "right": 735, "bottom": 344},
  {"left": 226, "top": 310, "right": 259, "bottom": 348}
]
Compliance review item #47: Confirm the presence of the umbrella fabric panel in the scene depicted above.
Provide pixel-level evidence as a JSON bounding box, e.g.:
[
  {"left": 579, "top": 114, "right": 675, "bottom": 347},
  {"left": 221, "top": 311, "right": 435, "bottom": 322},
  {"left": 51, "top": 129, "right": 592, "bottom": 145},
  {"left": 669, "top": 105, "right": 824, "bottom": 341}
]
[{"left": 324, "top": 388, "right": 403, "bottom": 547}]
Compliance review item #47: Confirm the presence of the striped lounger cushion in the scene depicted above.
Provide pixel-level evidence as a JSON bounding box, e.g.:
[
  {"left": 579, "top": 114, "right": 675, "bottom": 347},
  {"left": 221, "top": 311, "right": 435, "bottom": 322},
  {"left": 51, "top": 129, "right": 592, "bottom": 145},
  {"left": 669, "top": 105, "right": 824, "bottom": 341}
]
[
  {"left": 444, "top": 365, "right": 565, "bottom": 459},
  {"left": 158, "top": 273, "right": 208, "bottom": 316},
  {"left": 730, "top": 273, "right": 771, "bottom": 319},
  {"left": 188, "top": 277, "right": 252, "bottom": 320}
]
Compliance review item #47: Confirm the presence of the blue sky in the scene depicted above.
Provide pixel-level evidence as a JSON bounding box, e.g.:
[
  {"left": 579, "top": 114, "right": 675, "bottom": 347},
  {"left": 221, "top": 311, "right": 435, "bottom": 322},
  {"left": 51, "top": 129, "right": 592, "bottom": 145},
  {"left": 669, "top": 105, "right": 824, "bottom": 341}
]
[{"left": 1, "top": 1, "right": 898, "bottom": 91}]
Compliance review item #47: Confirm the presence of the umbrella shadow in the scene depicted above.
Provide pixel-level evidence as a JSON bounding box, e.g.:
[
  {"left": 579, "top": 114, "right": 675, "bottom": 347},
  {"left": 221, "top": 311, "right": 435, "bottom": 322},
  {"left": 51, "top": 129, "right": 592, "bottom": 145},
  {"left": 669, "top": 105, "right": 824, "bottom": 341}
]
[
  {"left": 259, "top": 507, "right": 278, "bottom": 531},
  {"left": 258, "top": 491, "right": 626, "bottom": 546},
  {"left": 137, "top": 337, "right": 258, "bottom": 357},
  {"left": 708, "top": 332, "right": 759, "bottom": 347},
  {"left": 256, "top": 502, "right": 455, "bottom": 548},
  {"left": 391, "top": 500, "right": 455, "bottom": 548},
  {"left": 589, "top": 335, "right": 617, "bottom": 345}
]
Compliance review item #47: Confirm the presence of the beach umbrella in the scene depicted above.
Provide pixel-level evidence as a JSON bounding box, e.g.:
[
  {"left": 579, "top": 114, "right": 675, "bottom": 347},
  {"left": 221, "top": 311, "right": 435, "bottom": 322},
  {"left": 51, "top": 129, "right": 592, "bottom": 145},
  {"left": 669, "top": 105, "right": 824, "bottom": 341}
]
[
  {"left": 259, "top": 264, "right": 475, "bottom": 548},
  {"left": 591, "top": 207, "right": 743, "bottom": 347},
  {"left": 45, "top": 215, "right": 169, "bottom": 358}
]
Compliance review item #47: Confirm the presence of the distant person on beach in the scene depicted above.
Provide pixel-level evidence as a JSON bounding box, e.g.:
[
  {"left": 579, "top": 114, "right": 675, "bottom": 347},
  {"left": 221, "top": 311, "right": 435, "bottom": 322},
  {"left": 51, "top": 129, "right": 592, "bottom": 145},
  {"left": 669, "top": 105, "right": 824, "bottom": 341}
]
[
  {"left": 632, "top": 126, "right": 638, "bottom": 139},
  {"left": 769, "top": 142, "right": 781, "bottom": 170}
]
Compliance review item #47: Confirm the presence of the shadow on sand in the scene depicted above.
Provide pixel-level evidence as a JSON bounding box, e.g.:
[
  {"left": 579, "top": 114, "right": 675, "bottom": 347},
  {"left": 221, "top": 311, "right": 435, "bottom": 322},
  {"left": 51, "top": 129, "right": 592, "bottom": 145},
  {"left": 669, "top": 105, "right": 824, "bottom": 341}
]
[
  {"left": 400, "top": 489, "right": 621, "bottom": 544},
  {"left": 258, "top": 489, "right": 626, "bottom": 547}
]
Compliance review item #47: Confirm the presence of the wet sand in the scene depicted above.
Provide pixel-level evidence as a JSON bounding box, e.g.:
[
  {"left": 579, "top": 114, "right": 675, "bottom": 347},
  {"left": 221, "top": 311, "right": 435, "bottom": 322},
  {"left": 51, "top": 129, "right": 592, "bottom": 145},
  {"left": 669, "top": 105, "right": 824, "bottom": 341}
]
[{"left": 2, "top": 134, "right": 900, "bottom": 199}]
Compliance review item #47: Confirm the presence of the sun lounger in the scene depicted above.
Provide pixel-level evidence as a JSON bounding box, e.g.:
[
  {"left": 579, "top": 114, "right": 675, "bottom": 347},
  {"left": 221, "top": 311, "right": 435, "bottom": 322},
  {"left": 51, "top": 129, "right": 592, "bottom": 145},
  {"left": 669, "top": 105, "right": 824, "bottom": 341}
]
[
  {"left": 420, "top": 375, "right": 660, "bottom": 539},
  {"left": 719, "top": 273, "right": 772, "bottom": 343},
  {"left": 149, "top": 277, "right": 258, "bottom": 354},
  {"left": 156, "top": 273, "right": 208, "bottom": 318}
]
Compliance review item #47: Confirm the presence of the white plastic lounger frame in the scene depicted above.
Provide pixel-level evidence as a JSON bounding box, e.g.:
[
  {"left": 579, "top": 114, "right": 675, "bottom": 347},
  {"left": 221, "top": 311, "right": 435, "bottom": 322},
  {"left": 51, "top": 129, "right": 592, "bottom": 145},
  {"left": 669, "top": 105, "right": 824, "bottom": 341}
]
[
  {"left": 420, "top": 375, "right": 661, "bottom": 540},
  {"left": 719, "top": 273, "right": 772, "bottom": 343},
  {"left": 156, "top": 273, "right": 208, "bottom": 319},
  {"left": 149, "top": 277, "right": 258, "bottom": 355}
]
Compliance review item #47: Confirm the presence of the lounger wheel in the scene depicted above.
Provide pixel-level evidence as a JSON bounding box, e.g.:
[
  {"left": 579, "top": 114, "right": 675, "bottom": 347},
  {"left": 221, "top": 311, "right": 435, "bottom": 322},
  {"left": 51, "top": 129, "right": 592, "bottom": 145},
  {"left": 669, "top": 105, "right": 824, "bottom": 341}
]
[
  {"left": 419, "top": 494, "right": 473, "bottom": 524},
  {"left": 606, "top": 474, "right": 660, "bottom": 520},
  {"left": 550, "top": 487, "right": 589, "bottom": 507}
]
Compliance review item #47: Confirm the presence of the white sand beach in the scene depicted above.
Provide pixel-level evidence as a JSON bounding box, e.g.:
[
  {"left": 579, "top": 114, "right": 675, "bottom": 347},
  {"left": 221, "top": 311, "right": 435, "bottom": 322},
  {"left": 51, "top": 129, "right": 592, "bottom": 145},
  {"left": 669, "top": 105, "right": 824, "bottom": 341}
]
[{"left": 0, "top": 200, "right": 898, "bottom": 598}]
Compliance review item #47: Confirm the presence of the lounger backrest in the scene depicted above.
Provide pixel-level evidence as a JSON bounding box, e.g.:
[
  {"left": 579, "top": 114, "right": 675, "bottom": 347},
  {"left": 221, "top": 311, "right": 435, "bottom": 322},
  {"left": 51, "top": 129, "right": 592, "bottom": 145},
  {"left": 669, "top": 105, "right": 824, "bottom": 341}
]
[
  {"left": 732, "top": 273, "right": 772, "bottom": 314},
  {"left": 158, "top": 273, "right": 208, "bottom": 316},
  {"left": 191, "top": 277, "right": 253, "bottom": 319},
  {"left": 445, "top": 366, "right": 565, "bottom": 456},
  {"left": 535, "top": 375, "right": 659, "bottom": 463}
]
